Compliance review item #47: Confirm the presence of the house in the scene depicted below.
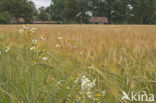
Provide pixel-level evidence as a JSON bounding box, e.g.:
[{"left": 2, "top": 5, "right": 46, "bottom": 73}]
[
  {"left": 89, "top": 17, "right": 108, "bottom": 24},
  {"left": 33, "top": 21, "right": 55, "bottom": 24},
  {"left": 18, "top": 18, "right": 25, "bottom": 24},
  {"left": 12, "top": 17, "right": 25, "bottom": 24}
]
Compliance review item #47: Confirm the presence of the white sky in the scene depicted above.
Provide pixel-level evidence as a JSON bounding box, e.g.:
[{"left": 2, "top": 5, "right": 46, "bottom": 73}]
[{"left": 30, "top": 0, "right": 51, "bottom": 9}]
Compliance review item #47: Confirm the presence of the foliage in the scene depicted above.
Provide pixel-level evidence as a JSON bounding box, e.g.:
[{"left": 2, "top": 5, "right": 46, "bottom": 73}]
[
  {"left": 0, "top": 0, "right": 36, "bottom": 24},
  {"left": 37, "top": 7, "right": 51, "bottom": 21},
  {"left": 0, "top": 12, "right": 11, "bottom": 24}
]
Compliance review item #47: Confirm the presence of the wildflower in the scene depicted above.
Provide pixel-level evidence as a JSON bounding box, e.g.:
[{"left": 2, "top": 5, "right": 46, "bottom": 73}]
[
  {"left": 95, "top": 94, "right": 102, "bottom": 97},
  {"left": 101, "top": 90, "right": 106, "bottom": 96},
  {"left": 55, "top": 44, "right": 60, "bottom": 48},
  {"left": 32, "top": 39, "right": 38, "bottom": 45},
  {"left": 92, "top": 79, "right": 96, "bottom": 86},
  {"left": 74, "top": 42, "right": 78, "bottom": 48},
  {"left": 19, "top": 29, "right": 24, "bottom": 34},
  {"left": 5, "top": 46, "right": 10, "bottom": 52},
  {"left": 66, "top": 39, "right": 70, "bottom": 43},
  {"left": 87, "top": 91, "right": 92, "bottom": 98},
  {"left": 32, "top": 60, "right": 36, "bottom": 64},
  {"left": 58, "top": 36, "right": 63, "bottom": 40},
  {"left": 67, "top": 87, "right": 70, "bottom": 90},
  {"left": 28, "top": 30, "right": 31, "bottom": 34},
  {"left": 81, "top": 75, "right": 86, "bottom": 80},
  {"left": 41, "top": 34, "right": 46, "bottom": 40},
  {"left": 23, "top": 24, "right": 28, "bottom": 29},
  {"left": 76, "top": 95, "right": 81, "bottom": 101},
  {"left": 80, "top": 51, "right": 84, "bottom": 56},
  {"left": 42, "top": 57, "right": 48, "bottom": 61},
  {"left": 90, "top": 56, "right": 94, "bottom": 60},
  {"left": 43, "top": 49, "right": 48, "bottom": 52},
  {"left": 74, "top": 77, "right": 79, "bottom": 84},
  {"left": 31, "top": 28, "right": 37, "bottom": 33},
  {"left": 30, "top": 46, "right": 35, "bottom": 51}
]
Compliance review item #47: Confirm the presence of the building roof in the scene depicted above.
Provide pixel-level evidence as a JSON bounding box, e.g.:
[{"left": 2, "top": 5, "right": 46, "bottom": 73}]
[
  {"left": 89, "top": 17, "right": 108, "bottom": 23},
  {"left": 34, "top": 21, "right": 54, "bottom": 24},
  {"left": 19, "top": 18, "right": 25, "bottom": 23}
]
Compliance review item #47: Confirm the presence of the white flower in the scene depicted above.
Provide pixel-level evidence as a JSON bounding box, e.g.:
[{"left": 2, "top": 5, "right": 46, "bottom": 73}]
[
  {"left": 74, "top": 77, "right": 80, "bottom": 83},
  {"left": 30, "top": 46, "right": 35, "bottom": 51},
  {"left": 92, "top": 79, "right": 96, "bottom": 86},
  {"left": 74, "top": 45, "right": 78, "bottom": 48},
  {"left": 32, "top": 39, "right": 38, "bottom": 44},
  {"left": 41, "top": 35, "right": 46, "bottom": 40},
  {"left": 80, "top": 51, "right": 84, "bottom": 56},
  {"left": 19, "top": 29, "right": 24, "bottom": 34},
  {"left": 42, "top": 57, "right": 48, "bottom": 61},
  {"left": 81, "top": 75, "right": 86, "bottom": 81},
  {"left": 55, "top": 44, "right": 60, "bottom": 48},
  {"left": 31, "top": 28, "right": 37, "bottom": 33},
  {"left": 67, "top": 87, "right": 70, "bottom": 90},
  {"left": 102, "top": 90, "right": 106, "bottom": 96},
  {"left": 74, "top": 42, "right": 78, "bottom": 48},
  {"left": 76, "top": 95, "right": 81, "bottom": 101},
  {"left": 23, "top": 24, "right": 28, "bottom": 29},
  {"left": 5, "top": 46, "right": 10, "bottom": 52},
  {"left": 87, "top": 91, "right": 92, "bottom": 98},
  {"left": 58, "top": 36, "right": 63, "bottom": 40}
]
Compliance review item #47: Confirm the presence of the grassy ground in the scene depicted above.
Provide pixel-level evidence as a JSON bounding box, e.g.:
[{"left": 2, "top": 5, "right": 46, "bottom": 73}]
[{"left": 0, "top": 25, "right": 156, "bottom": 103}]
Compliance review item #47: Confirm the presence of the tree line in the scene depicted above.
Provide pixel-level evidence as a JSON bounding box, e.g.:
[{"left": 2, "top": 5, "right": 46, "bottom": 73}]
[{"left": 0, "top": 0, "right": 156, "bottom": 24}]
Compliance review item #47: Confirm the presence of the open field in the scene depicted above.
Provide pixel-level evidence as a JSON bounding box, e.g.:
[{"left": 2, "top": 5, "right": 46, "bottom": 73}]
[{"left": 0, "top": 25, "right": 156, "bottom": 103}]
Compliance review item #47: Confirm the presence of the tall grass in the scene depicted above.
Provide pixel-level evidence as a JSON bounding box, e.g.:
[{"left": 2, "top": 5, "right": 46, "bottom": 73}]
[{"left": 0, "top": 25, "right": 156, "bottom": 103}]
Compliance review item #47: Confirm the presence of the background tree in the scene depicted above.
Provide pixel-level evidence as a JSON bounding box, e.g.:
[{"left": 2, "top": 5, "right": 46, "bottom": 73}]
[
  {"left": 0, "top": 0, "right": 36, "bottom": 23},
  {"left": 37, "top": 7, "right": 51, "bottom": 21},
  {"left": 48, "top": 0, "right": 65, "bottom": 23},
  {"left": 129, "top": 0, "right": 155, "bottom": 24}
]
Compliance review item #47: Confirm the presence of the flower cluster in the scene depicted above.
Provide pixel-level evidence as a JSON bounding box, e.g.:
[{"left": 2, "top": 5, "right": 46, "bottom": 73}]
[
  {"left": 80, "top": 75, "right": 96, "bottom": 98},
  {"left": 71, "top": 75, "right": 106, "bottom": 103}
]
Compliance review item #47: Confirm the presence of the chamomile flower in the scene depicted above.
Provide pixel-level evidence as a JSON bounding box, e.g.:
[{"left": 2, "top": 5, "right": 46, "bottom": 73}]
[
  {"left": 74, "top": 42, "right": 78, "bottom": 48},
  {"left": 58, "top": 36, "right": 63, "bottom": 40},
  {"left": 32, "top": 39, "right": 38, "bottom": 45},
  {"left": 19, "top": 29, "right": 24, "bottom": 34},
  {"left": 23, "top": 24, "right": 28, "bottom": 29},
  {"left": 67, "top": 87, "right": 70, "bottom": 90},
  {"left": 92, "top": 79, "right": 96, "bottom": 86},
  {"left": 101, "top": 90, "right": 106, "bottom": 96},
  {"left": 76, "top": 95, "right": 81, "bottom": 101},
  {"left": 5, "top": 46, "right": 10, "bottom": 52},
  {"left": 30, "top": 46, "right": 35, "bottom": 51},
  {"left": 55, "top": 44, "right": 60, "bottom": 48},
  {"left": 32, "top": 60, "right": 36, "bottom": 64},
  {"left": 41, "top": 34, "right": 46, "bottom": 40},
  {"left": 42, "top": 57, "right": 48, "bottom": 61},
  {"left": 80, "top": 51, "right": 84, "bottom": 56},
  {"left": 81, "top": 75, "right": 86, "bottom": 81},
  {"left": 31, "top": 28, "right": 37, "bottom": 33},
  {"left": 87, "top": 91, "right": 92, "bottom": 98},
  {"left": 90, "top": 56, "right": 94, "bottom": 60}
]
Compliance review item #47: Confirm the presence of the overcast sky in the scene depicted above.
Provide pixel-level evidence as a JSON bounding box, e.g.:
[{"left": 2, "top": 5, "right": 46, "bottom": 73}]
[{"left": 31, "top": 0, "right": 51, "bottom": 9}]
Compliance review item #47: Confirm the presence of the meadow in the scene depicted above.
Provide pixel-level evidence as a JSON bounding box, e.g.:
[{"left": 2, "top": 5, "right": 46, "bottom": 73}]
[{"left": 0, "top": 25, "right": 156, "bottom": 103}]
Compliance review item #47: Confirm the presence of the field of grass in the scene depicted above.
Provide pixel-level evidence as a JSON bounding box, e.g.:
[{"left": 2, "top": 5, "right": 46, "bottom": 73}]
[{"left": 0, "top": 25, "right": 156, "bottom": 103}]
